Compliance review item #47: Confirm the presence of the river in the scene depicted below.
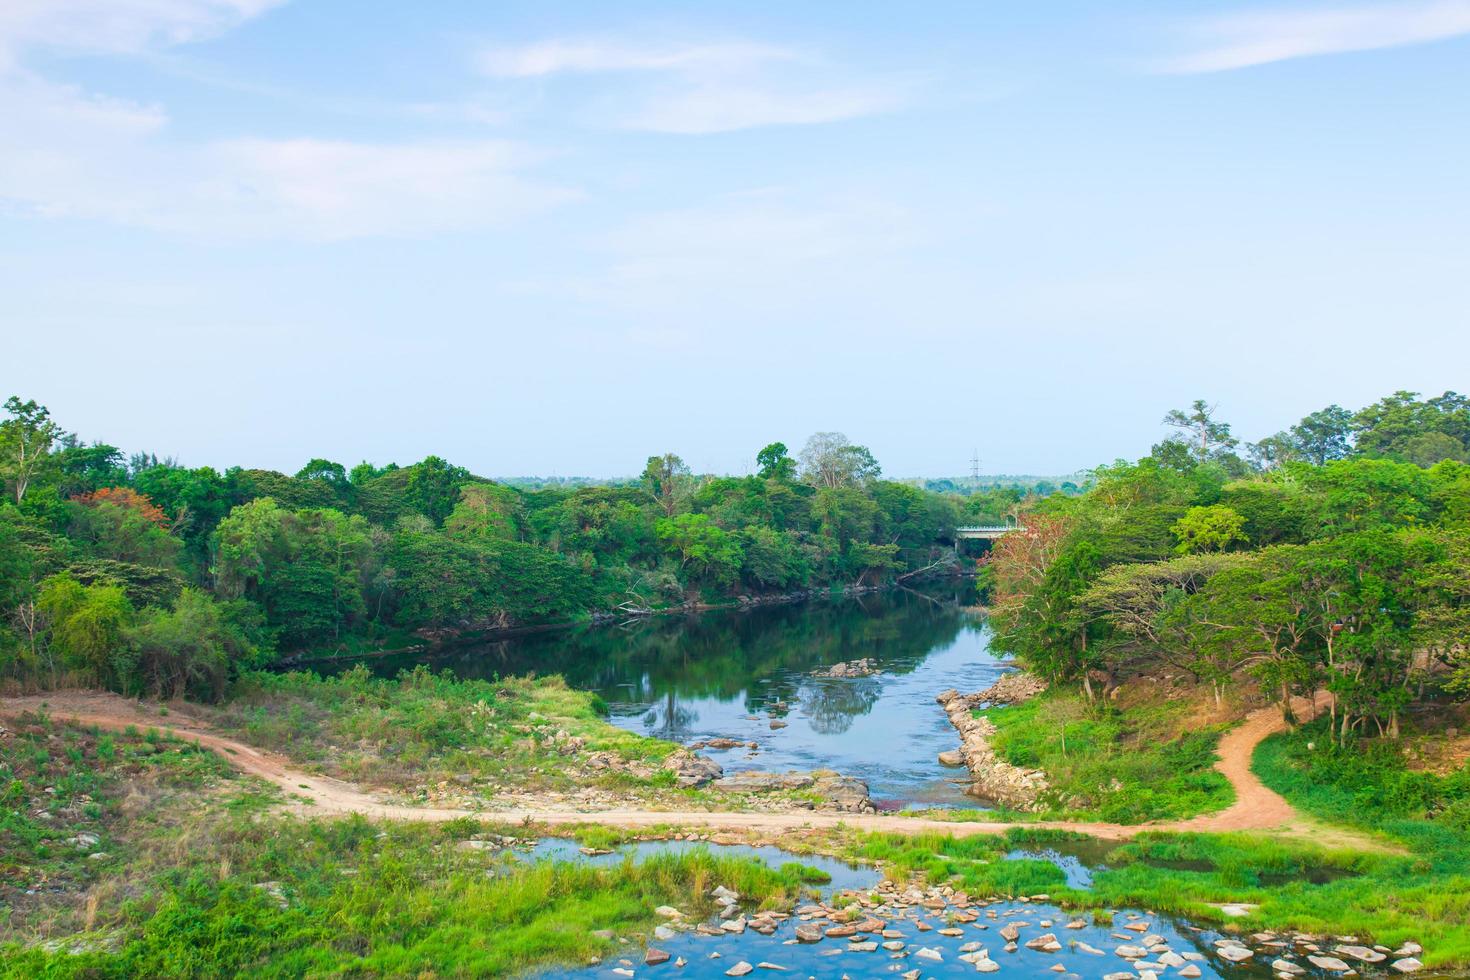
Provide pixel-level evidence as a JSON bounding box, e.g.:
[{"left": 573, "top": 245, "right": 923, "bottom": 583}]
[{"left": 364, "top": 585, "right": 1007, "bottom": 808}]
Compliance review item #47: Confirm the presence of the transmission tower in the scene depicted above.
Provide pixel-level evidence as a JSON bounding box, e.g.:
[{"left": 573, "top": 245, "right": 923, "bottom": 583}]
[{"left": 969, "top": 448, "right": 980, "bottom": 483}]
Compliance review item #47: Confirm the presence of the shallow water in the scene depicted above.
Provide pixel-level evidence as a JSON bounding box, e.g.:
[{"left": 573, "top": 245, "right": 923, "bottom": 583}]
[
  {"left": 522, "top": 839, "right": 1318, "bottom": 980},
  {"left": 369, "top": 587, "right": 1009, "bottom": 807}
]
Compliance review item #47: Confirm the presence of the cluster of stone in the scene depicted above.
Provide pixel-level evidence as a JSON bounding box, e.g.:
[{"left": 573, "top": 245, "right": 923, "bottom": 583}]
[
  {"left": 810, "top": 659, "right": 880, "bottom": 679},
  {"left": 709, "top": 770, "right": 875, "bottom": 813},
  {"left": 935, "top": 685, "right": 1049, "bottom": 809},
  {"left": 593, "top": 873, "right": 1428, "bottom": 979}
]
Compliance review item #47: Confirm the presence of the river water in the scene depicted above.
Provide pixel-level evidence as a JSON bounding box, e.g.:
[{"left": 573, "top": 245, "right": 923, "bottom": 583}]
[
  {"left": 369, "top": 586, "right": 1008, "bottom": 808},
  {"left": 520, "top": 839, "right": 1326, "bottom": 980}
]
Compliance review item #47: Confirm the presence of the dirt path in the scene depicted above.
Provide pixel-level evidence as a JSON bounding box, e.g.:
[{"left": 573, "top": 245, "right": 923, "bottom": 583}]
[{"left": 1, "top": 690, "right": 1341, "bottom": 843}]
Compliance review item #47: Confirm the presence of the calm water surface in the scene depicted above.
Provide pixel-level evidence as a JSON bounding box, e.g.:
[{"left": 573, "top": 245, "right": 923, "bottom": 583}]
[{"left": 368, "top": 587, "right": 1008, "bottom": 807}]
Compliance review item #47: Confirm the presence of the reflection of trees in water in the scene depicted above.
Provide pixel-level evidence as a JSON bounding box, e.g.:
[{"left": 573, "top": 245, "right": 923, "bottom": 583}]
[
  {"left": 641, "top": 690, "right": 698, "bottom": 738},
  {"left": 800, "top": 677, "right": 883, "bottom": 734},
  {"left": 368, "top": 588, "right": 982, "bottom": 710}
]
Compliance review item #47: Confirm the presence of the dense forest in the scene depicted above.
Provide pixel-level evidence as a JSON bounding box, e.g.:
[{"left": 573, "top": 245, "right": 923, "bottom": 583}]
[
  {"left": 984, "top": 392, "right": 1470, "bottom": 744},
  {"left": 0, "top": 398, "right": 1049, "bottom": 699}
]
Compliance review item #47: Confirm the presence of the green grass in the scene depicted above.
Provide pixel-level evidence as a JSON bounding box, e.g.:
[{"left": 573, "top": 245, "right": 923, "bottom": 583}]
[
  {"left": 206, "top": 664, "right": 686, "bottom": 801},
  {"left": 828, "top": 823, "right": 1469, "bottom": 967},
  {"left": 1, "top": 717, "right": 832, "bottom": 978},
  {"left": 1, "top": 711, "right": 240, "bottom": 940},
  {"left": 979, "top": 690, "right": 1233, "bottom": 822},
  {"left": 1, "top": 814, "right": 825, "bottom": 978}
]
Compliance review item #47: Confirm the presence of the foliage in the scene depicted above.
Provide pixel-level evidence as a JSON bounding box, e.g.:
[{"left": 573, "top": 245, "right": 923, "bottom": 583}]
[
  {"left": 981, "top": 691, "right": 1232, "bottom": 822},
  {"left": 1170, "top": 504, "right": 1248, "bottom": 554},
  {"left": 0, "top": 716, "right": 817, "bottom": 979}
]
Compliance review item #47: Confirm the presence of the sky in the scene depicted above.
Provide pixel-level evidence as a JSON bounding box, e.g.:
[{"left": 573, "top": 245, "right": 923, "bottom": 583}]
[{"left": 2, "top": 0, "right": 1468, "bottom": 479}]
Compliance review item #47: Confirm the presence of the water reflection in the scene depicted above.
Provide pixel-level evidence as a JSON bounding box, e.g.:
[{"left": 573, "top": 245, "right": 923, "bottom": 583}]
[{"left": 362, "top": 586, "right": 1009, "bottom": 806}]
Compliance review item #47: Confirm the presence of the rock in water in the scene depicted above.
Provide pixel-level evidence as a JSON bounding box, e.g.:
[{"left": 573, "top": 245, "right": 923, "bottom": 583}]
[
  {"left": 646, "top": 948, "right": 671, "bottom": 965},
  {"left": 794, "top": 924, "right": 824, "bottom": 943},
  {"left": 1308, "top": 955, "right": 1354, "bottom": 972},
  {"left": 1337, "top": 945, "right": 1387, "bottom": 963},
  {"left": 726, "top": 963, "right": 754, "bottom": 977}
]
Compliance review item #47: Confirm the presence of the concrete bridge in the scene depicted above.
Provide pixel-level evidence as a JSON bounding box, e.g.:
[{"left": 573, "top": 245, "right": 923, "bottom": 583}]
[{"left": 954, "top": 524, "right": 1023, "bottom": 541}]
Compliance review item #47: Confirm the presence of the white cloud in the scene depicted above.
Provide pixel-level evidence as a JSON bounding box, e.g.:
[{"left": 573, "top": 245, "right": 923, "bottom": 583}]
[
  {"left": 479, "top": 38, "right": 794, "bottom": 78},
  {"left": 0, "top": 0, "right": 575, "bottom": 239},
  {"left": 478, "top": 34, "right": 907, "bottom": 133},
  {"left": 0, "top": 0, "right": 283, "bottom": 63},
  {"left": 0, "top": 78, "right": 573, "bottom": 238},
  {"left": 192, "top": 138, "right": 573, "bottom": 239},
  {"left": 1161, "top": 0, "right": 1470, "bottom": 73},
  {"left": 624, "top": 81, "right": 903, "bottom": 134}
]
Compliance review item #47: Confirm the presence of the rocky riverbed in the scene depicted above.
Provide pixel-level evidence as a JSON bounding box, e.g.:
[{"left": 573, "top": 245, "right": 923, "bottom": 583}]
[
  {"left": 936, "top": 679, "right": 1050, "bottom": 810},
  {"left": 530, "top": 843, "right": 1430, "bottom": 979}
]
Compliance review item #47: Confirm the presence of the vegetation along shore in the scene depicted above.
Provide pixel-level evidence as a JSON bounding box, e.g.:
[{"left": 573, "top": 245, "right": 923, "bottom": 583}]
[{"left": 2, "top": 391, "right": 1469, "bottom": 976}]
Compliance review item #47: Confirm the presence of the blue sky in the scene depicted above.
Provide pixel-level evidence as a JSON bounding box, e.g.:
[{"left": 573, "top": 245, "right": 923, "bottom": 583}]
[{"left": 2, "top": 1, "right": 1468, "bottom": 478}]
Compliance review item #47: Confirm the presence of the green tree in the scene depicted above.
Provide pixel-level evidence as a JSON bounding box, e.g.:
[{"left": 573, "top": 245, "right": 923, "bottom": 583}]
[
  {"left": 444, "top": 483, "right": 525, "bottom": 543},
  {"left": 1161, "top": 400, "right": 1238, "bottom": 463},
  {"left": 1291, "top": 404, "right": 1355, "bottom": 465},
  {"left": 755, "top": 442, "right": 797, "bottom": 482},
  {"left": 403, "top": 456, "right": 473, "bottom": 525},
  {"left": 797, "top": 432, "right": 881, "bottom": 488},
  {"left": 642, "top": 453, "right": 693, "bottom": 518},
  {"left": 126, "top": 589, "right": 262, "bottom": 700},
  {"left": 36, "top": 572, "right": 135, "bottom": 686},
  {"left": 0, "top": 396, "right": 65, "bottom": 505},
  {"left": 1171, "top": 504, "right": 1249, "bottom": 554},
  {"left": 655, "top": 513, "right": 743, "bottom": 589}
]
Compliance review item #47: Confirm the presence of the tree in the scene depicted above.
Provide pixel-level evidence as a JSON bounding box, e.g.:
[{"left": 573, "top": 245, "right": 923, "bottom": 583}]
[
  {"left": 642, "top": 453, "right": 692, "bottom": 518},
  {"left": 444, "top": 483, "right": 525, "bottom": 543},
  {"left": 0, "top": 397, "right": 65, "bottom": 505},
  {"left": 1077, "top": 551, "right": 1249, "bottom": 700},
  {"left": 402, "top": 456, "right": 472, "bottom": 525},
  {"left": 36, "top": 572, "right": 134, "bottom": 687},
  {"left": 1353, "top": 391, "right": 1470, "bottom": 465},
  {"left": 985, "top": 514, "right": 1104, "bottom": 692},
  {"left": 214, "top": 499, "right": 373, "bottom": 648},
  {"left": 1171, "top": 504, "right": 1249, "bottom": 554},
  {"left": 66, "top": 494, "right": 184, "bottom": 569},
  {"left": 755, "top": 442, "right": 797, "bottom": 482},
  {"left": 1249, "top": 433, "right": 1300, "bottom": 471},
  {"left": 1161, "top": 400, "right": 1237, "bottom": 463},
  {"left": 797, "top": 432, "right": 881, "bottom": 488},
  {"left": 126, "top": 589, "right": 261, "bottom": 700},
  {"left": 1291, "top": 405, "right": 1355, "bottom": 465},
  {"left": 655, "top": 513, "right": 743, "bottom": 588}
]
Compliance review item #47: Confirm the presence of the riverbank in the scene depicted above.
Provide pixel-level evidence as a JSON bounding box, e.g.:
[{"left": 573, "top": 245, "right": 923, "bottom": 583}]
[
  {"left": 3, "top": 705, "right": 1462, "bottom": 975},
  {"left": 279, "top": 579, "right": 915, "bottom": 668}
]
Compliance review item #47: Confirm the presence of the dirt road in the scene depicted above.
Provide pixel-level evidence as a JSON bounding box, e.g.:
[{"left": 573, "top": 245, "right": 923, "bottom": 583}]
[{"left": 1, "top": 690, "right": 1335, "bottom": 842}]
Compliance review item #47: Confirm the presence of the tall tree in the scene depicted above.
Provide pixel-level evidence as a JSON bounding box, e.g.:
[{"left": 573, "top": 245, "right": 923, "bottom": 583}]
[
  {"left": 0, "top": 397, "right": 65, "bottom": 505},
  {"left": 798, "top": 432, "right": 881, "bottom": 488},
  {"left": 1162, "top": 400, "right": 1237, "bottom": 462},
  {"left": 1291, "top": 405, "right": 1355, "bottom": 465},
  {"left": 641, "top": 453, "right": 692, "bottom": 518},
  {"left": 755, "top": 442, "right": 797, "bottom": 482}
]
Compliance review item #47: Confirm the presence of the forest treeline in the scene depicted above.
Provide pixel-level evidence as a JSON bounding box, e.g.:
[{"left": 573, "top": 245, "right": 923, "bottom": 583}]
[
  {"left": 984, "top": 392, "right": 1470, "bottom": 744},
  {"left": 0, "top": 400, "right": 1041, "bottom": 699}
]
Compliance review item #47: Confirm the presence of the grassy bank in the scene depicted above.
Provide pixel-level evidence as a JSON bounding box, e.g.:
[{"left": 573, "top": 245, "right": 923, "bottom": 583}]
[
  {"left": 205, "top": 664, "right": 697, "bottom": 804},
  {"left": 0, "top": 713, "right": 829, "bottom": 978},
  {"left": 977, "top": 688, "right": 1233, "bottom": 822},
  {"left": 834, "top": 824, "right": 1469, "bottom": 968}
]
